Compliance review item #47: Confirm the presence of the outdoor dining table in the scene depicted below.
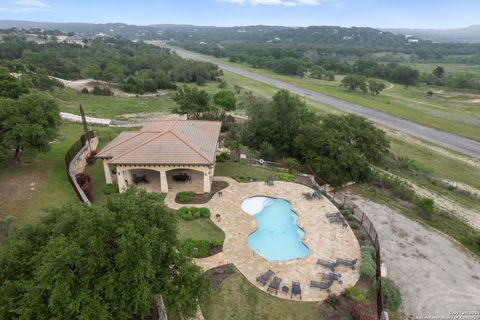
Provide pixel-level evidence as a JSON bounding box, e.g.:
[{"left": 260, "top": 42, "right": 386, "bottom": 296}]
[{"left": 172, "top": 174, "right": 190, "bottom": 182}]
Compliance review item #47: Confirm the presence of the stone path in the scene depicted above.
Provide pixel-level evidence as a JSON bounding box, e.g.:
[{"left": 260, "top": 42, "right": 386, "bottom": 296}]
[{"left": 165, "top": 177, "right": 360, "bottom": 302}]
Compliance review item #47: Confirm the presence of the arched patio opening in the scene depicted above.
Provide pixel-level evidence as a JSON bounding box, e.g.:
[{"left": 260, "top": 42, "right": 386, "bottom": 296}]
[
  {"left": 127, "top": 168, "right": 164, "bottom": 193},
  {"left": 166, "top": 168, "right": 206, "bottom": 193}
]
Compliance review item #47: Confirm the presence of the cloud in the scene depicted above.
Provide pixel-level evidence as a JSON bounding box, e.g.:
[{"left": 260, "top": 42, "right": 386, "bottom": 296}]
[
  {"left": 0, "top": 0, "right": 52, "bottom": 12},
  {"left": 218, "top": 0, "right": 333, "bottom": 6}
]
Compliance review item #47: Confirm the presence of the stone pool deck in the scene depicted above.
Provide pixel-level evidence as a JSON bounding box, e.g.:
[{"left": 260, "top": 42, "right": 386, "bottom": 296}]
[{"left": 165, "top": 177, "right": 360, "bottom": 302}]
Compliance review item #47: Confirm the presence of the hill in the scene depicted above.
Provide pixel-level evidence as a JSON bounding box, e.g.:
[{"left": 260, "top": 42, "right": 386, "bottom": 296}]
[{"left": 384, "top": 25, "right": 480, "bottom": 43}]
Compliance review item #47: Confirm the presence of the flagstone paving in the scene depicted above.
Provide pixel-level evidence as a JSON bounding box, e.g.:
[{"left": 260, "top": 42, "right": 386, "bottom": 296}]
[{"left": 165, "top": 177, "right": 360, "bottom": 302}]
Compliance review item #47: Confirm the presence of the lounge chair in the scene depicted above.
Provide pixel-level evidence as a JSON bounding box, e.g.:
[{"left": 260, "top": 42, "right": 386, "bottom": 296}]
[
  {"left": 265, "top": 175, "right": 274, "bottom": 186},
  {"left": 317, "top": 259, "right": 337, "bottom": 271},
  {"left": 256, "top": 269, "right": 274, "bottom": 286},
  {"left": 291, "top": 281, "right": 302, "bottom": 300},
  {"left": 310, "top": 280, "right": 333, "bottom": 292},
  {"left": 322, "top": 272, "right": 343, "bottom": 284},
  {"left": 336, "top": 258, "right": 358, "bottom": 269},
  {"left": 267, "top": 276, "right": 282, "bottom": 295},
  {"left": 326, "top": 212, "right": 340, "bottom": 218}
]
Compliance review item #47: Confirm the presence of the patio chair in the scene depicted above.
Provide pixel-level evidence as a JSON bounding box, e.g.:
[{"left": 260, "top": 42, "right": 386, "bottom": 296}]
[
  {"left": 310, "top": 280, "right": 333, "bottom": 292},
  {"left": 265, "top": 175, "right": 274, "bottom": 186},
  {"left": 291, "top": 281, "right": 302, "bottom": 300},
  {"left": 302, "top": 192, "right": 313, "bottom": 200},
  {"left": 336, "top": 258, "right": 358, "bottom": 269},
  {"left": 326, "top": 212, "right": 340, "bottom": 218},
  {"left": 322, "top": 272, "right": 343, "bottom": 284},
  {"left": 256, "top": 269, "right": 274, "bottom": 286},
  {"left": 267, "top": 276, "right": 282, "bottom": 295},
  {"left": 317, "top": 259, "right": 337, "bottom": 271}
]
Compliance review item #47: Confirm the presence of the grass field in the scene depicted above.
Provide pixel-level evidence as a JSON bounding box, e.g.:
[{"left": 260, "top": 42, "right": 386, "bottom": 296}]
[
  {"left": 50, "top": 87, "right": 176, "bottom": 119},
  {"left": 179, "top": 50, "right": 480, "bottom": 141},
  {"left": 0, "top": 123, "right": 123, "bottom": 225},
  {"left": 214, "top": 162, "right": 278, "bottom": 182},
  {"left": 201, "top": 270, "right": 319, "bottom": 320},
  {"left": 400, "top": 62, "right": 480, "bottom": 80},
  {"left": 177, "top": 218, "right": 225, "bottom": 243}
]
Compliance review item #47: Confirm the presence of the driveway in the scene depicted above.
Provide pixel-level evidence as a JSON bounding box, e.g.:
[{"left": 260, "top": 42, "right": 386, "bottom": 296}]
[{"left": 346, "top": 194, "right": 480, "bottom": 317}]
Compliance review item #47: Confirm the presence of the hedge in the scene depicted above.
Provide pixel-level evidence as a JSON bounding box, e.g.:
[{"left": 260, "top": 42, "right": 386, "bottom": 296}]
[{"left": 178, "top": 207, "right": 211, "bottom": 221}]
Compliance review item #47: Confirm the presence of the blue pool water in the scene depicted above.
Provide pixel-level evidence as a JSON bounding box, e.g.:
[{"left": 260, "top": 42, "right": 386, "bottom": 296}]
[{"left": 243, "top": 197, "right": 309, "bottom": 261}]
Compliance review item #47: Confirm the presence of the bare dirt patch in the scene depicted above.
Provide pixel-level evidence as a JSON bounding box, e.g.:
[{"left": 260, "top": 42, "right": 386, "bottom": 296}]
[{"left": 343, "top": 192, "right": 480, "bottom": 318}]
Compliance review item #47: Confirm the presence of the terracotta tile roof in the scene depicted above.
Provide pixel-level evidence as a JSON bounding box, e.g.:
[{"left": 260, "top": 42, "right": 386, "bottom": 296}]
[{"left": 96, "top": 120, "right": 221, "bottom": 166}]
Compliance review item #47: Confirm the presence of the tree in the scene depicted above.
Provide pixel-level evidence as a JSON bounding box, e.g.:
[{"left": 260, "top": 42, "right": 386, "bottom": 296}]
[
  {"left": 432, "top": 66, "right": 445, "bottom": 79},
  {"left": 0, "top": 189, "right": 210, "bottom": 319},
  {"left": 102, "top": 63, "right": 124, "bottom": 83},
  {"left": 213, "top": 90, "right": 236, "bottom": 112},
  {"left": 368, "top": 79, "right": 387, "bottom": 95},
  {"left": 324, "top": 71, "right": 336, "bottom": 81},
  {"left": 310, "top": 65, "right": 326, "bottom": 79},
  {"left": 244, "top": 90, "right": 315, "bottom": 155},
  {"left": 173, "top": 85, "right": 211, "bottom": 119},
  {"left": 0, "top": 93, "right": 60, "bottom": 161},
  {"left": 340, "top": 75, "right": 368, "bottom": 93},
  {"left": 0, "top": 67, "right": 30, "bottom": 99},
  {"left": 294, "top": 114, "right": 389, "bottom": 187}
]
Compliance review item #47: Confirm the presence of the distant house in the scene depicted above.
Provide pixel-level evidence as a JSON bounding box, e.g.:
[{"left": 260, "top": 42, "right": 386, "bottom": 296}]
[
  {"left": 96, "top": 120, "right": 222, "bottom": 194},
  {"left": 408, "top": 38, "right": 419, "bottom": 43},
  {"left": 64, "top": 33, "right": 90, "bottom": 44}
]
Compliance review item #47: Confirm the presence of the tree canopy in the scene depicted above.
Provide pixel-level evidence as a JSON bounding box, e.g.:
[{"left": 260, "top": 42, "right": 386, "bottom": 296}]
[
  {"left": 173, "top": 85, "right": 211, "bottom": 119},
  {"left": 0, "top": 189, "right": 210, "bottom": 319},
  {"left": 0, "top": 92, "right": 60, "bottom": 161}
]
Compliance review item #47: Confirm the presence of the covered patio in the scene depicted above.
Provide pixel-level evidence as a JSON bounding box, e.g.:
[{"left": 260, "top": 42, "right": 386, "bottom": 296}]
[{"left": 96, "top": 120, "right": 221, "bottom": 194}]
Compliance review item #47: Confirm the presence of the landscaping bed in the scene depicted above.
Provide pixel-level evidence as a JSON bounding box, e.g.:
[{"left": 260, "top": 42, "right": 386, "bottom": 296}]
[{"left": 174, "top": 181, "right": 229, "bottom": 204}]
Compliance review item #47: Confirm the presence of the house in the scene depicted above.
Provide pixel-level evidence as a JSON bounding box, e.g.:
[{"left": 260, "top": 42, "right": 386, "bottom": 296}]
[{"left": 96, "top": 120, "right": 222, "bottom": 194}]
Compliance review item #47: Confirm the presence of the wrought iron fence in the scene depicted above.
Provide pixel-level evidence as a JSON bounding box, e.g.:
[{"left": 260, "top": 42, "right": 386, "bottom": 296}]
[{"left": 64, "top": 131, "right": 96, "bottom": 203}]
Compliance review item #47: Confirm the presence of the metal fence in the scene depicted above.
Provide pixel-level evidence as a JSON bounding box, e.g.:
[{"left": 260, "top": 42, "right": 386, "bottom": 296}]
[
  {"left": 326, "top": 191, "right": 384, "bottom": 319},
  {"left": 64, "top": 130, "right": 96, "bottom": 203}
]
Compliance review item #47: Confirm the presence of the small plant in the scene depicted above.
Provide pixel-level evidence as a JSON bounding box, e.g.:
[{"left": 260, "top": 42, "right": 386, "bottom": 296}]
[
  {"left": 81, "top": 87, "right": 89, "bottom": 94},
  {"left": 350, "top": 223, "right": 359, "bottom": 230},
  {"left": 344, "top": 287, "right": 366, "bottom": 303},
  {"left": 381, "top": 277, "right": 402, "bottom": 311},
  {"left": 176, "top": 191, "right": 195, "bottom": 203},
  {"left": 179, "top": 239, "right": 221, "bottom": 258},
  {"left": 281, "top": 157, "right": 300, "bottom": 173},
  {"left": 178, "top": 207, "right": 210, "bottom": 221},
  {"left": 103, "top": 183, "right": 118, "bottom": 195},
  {"left": 275, "top": 172, "right": 294, "bottom": 182},
  {"left": 342, "top": 209, "right": 353, "bottom": 220},
  {"left": 216, "top": 152, "right": 230, "bottom": 162},
  {"left": 325, "top": 294, "right": 340, "bottom": 310},
  {"left": 416, "top": 197, "right": 435, "bottom": 217}
]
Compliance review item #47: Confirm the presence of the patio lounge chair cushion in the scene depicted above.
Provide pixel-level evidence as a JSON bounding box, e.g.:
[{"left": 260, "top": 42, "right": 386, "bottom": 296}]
[{"left": 256, "top": 269, "right": 274, "bottom": 286}]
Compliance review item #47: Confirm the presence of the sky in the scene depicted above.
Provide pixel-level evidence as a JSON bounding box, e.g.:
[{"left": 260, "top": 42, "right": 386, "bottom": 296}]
[{"left": 0, "top": 0, "right": 479, "bottom": 29}]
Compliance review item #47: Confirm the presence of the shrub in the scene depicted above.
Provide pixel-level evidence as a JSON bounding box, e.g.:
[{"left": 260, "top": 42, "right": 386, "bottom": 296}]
[
  {"left": 325, "top": 294, "right": 340, "bottom": 309},
  {"left": 344, "top": 287, "right": 366, "bottom": 303},
  {"left": 282, "top": 157, "right": 300, "bottom": 173},
  {"left": 360, "top": 261, "right": 376, "bottom": 281},
  {"left": 81, "top": 87, "right": 89, "bottom": 94},
  {"left": 179, "top": 239, "right": 220, "bottom": 258},
  {"left": 350, "top": 223, "right": 359, "bottom": 230},
  {"left": 416, "top": 197, "right": 435, "bottom": 217},
  {"left": 91, "top": 86, "right": 113, "bottom": 96},
  {"left": 361, "top": 245, "right": 376, "bottom": 260},
  {"left": 216, "top": 152, "right": 230, "bottom": 162},
  {"left": 103, "top": 183, "right": 118, "bottom": 195},
  {"left": 75, "top": 172, "right": 91, "bottom": 186},
  {"left": 178, "top": 207, "right": 210, "bottom": 221},
  {"left": 381, "top": 277, "right": 402, "bottom": 311},
  {"left": 370, "top": 171, "right": 415, "bottom": 201},
  {"left": 342, "top": 209, "right": 354, "bottom": 221},
  {"left": 177, "top": 191, "right": 194, "bottom": 203},
  {"left": 275, "top": 172, "right": 294, "bottom": 182},
  {"left": 360, "top": 245, "right": 377, "bottom": 281}
]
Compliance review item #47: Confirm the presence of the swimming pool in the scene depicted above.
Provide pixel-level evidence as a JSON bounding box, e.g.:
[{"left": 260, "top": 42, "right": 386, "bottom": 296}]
[{"left": 241, "top": 196, "right": 309, "bottom": 261}]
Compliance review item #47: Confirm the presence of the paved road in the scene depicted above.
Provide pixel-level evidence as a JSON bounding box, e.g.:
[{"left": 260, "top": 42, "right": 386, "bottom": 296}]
[{"left": 178, "top": 49, "right": 480, "bottom": 159}]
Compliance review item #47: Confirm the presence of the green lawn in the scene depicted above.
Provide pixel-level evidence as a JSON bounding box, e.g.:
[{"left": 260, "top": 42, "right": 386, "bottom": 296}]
[
  {"left": 400, "top": 62, "right": 480, "bottom": 81},
  {"left": 177, "top": 49, "right": 480, "bottom": 141},
  {"left": 50, "top": 87, "right": 176, "bottom": 119},
  {"left": 177, "top": 218, "right": 225, "bottom": 243},
  {"left": 0, "top": 123, "right": 123, "bottom": 225},
  {"left": 201, "top": 270, "right": 319, "bottom": 320},
  {"left": 214, "top": 162, "right": 278, "bottom": 182}
]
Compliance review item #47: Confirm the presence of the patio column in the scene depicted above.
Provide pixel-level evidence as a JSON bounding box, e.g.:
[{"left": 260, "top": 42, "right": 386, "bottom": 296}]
[
  {"left": 103, "top": 160, "right": 112, "bottom": 184},
  {"left": 124, "top": 170, "right": 133, "bottom": 185},
  {"left": 160, "top": 170, "right": 168, "bottom": 193},
  {"left": 117, "top": 170, "right": 127, "bottom": 193},
  {"left": 203, "top": 171, "right": 211, "bottom": 193}
]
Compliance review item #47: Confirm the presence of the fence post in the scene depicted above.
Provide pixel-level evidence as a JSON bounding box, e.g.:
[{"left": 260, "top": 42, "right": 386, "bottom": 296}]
[{"left": 352, "top": 204, "right": 355, "bottom": 214}]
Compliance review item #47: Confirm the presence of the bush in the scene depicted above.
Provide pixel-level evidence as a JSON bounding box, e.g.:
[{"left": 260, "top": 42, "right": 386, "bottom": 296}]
[
  {"left": 177, "top": 191, "right": 195, "bottom": 203},
  {"left": 342, "top": 209, "right": 354, "bottom": 221},
  {"left": 275, "top": 172, "right": 294, "bottom": 182},
  {"left": 81, "top": 87, "right": 89, "bottom": 94},
  {"left": 381, "top": 277, "right": 402, "bottom": 311},
  {"left": 325, "top": 294, "right": 340, "bottom": 309},
  {"left": 103, "top": 183, "right": 118, "bottom": 195},
  {"left": 216, "top": 152, "right": 230, "bottom": 162},
  {"left": 178, "top": 207, "right": 211, "bottom": 221},
  {"left": 360, "top": 245, "right": 377, "bottom": 281},
  {"left": 416, "top": 197, "right": 435, "bottom": 217},
  {"left": 370, "top": 171, "right": 415, "bottom": 201},
  {"left": 350, "top": 223, "right": 359, "bottom": 230},
  {"left": 344, "top": 287, "right": 366, "bottom": 303},
  {"left": 91, "top": 86, "right": 113, "bottom": 96},
  {"left": 282, "top": 157, "right": 300, "bottom": 173},
  {"left": 179, "top": 239, "right": 220, "bottom": 258}
]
